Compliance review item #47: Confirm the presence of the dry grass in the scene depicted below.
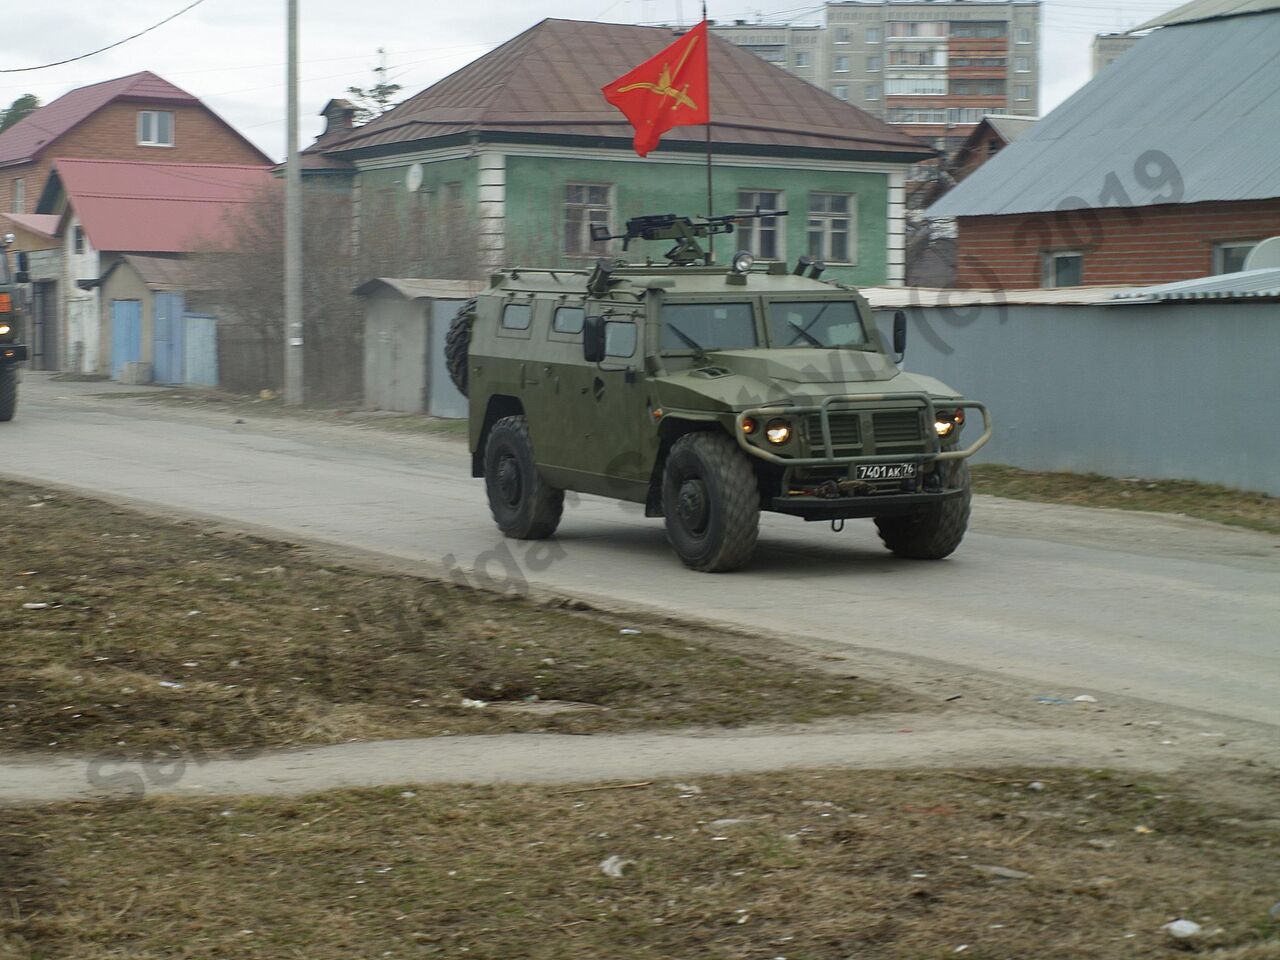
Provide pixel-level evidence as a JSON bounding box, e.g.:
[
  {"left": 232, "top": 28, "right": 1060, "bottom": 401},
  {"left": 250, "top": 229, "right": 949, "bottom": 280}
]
[
  {"left": 0, "top": 482, "right": 886, "bottom": 756},
  {"left": 972, "top": 464, "right": 1280, "bottom": 534},
  {"left": 2, "top": 768, "right": 1277, "bottom": 959}
]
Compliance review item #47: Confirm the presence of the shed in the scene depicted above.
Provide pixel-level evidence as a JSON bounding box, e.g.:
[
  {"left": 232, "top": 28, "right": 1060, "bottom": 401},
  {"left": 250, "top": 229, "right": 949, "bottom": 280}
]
[{"left": 355, "top": 278, "right": 483, "bottom": 417}]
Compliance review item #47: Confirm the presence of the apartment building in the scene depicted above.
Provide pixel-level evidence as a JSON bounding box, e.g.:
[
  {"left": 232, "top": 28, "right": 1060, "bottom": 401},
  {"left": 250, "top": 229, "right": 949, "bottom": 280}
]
[
  {"left": 712, "top": 0, "right": 1041, "bottom": 153},
  {"left": 1092, "top": 32, "right": 1140, "bottom": 74}
]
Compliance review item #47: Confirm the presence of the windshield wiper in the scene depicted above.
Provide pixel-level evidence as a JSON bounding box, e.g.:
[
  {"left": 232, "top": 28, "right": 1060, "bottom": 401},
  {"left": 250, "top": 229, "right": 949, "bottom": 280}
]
[
  {"left": 787, "top": 320, "right": 824, "bottom": 347},
  {"left": 666, "top": 323, "right": 706, "bottom": 354}
]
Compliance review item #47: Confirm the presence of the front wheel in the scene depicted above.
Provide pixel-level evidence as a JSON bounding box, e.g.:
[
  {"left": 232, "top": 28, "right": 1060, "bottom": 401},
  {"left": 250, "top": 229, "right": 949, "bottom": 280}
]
[
  {"left": 483, "top": 415, "right": 563, "bottom": 539},
  {"left": 0, "top": 365, "right": 16, "bottom": 422},
  {"left": 661, "top": 432, "right": 759, "bottom": 572},
  {"left": 875, "top": 460, "right": 971, "bottom": 559}
]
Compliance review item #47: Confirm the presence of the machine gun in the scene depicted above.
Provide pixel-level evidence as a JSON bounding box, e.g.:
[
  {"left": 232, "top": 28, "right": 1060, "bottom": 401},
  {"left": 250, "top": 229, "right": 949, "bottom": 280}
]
[{"left": 590, "top": 208, "right": 787, "bottom": 266}]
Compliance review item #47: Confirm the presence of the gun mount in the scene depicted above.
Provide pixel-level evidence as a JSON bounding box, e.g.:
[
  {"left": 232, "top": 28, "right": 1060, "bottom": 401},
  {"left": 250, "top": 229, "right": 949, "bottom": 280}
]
[{"left": 590, "top": 209, "right": 788, "bottom": 266}]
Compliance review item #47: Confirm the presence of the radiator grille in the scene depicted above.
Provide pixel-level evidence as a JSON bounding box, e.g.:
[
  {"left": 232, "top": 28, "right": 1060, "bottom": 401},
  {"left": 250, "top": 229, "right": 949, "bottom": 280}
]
[
  {"left": 872, "top": 410, "right": 924, "bottom": 447},
  {"left": 806, "top": 412, "right": 862, "bottom": 455}
]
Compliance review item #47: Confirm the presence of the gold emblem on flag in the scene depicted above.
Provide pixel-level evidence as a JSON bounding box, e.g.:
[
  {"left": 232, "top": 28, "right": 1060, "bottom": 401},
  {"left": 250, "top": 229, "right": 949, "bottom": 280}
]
[{"left": 616, "top": 34, "right": 700, "bottom": 110}]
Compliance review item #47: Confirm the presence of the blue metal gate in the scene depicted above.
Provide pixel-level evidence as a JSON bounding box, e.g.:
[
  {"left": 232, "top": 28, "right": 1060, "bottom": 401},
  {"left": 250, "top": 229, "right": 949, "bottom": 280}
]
[
  {"left": 110, "top": 300, "right": 142, "bottom": 380},
  {"left": 184, "top": 313, "right": 219, "bottom": 387},
  {"left": 153, "top": 292, "right": 187, "bottom": 385}
]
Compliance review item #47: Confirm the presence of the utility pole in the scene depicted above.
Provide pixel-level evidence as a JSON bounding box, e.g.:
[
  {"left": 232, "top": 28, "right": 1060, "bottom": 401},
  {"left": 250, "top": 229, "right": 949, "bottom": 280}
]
[{"left": 284, "top": 0, "right": 304, "bottom": 405}]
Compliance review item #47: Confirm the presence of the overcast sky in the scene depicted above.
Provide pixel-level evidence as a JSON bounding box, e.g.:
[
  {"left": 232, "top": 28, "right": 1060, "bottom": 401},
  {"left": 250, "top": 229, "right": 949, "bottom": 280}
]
[{"left": 2, "top": 0, "right": 1180, "bottom": 161}]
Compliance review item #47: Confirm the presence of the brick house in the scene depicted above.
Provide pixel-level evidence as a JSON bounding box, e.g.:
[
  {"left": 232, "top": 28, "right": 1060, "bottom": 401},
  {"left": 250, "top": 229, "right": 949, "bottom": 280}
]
[
  {"left": 0, "top": 71, "right": 270, "bottom": 218},
  {"left": 927, "top": 0, "right": 1280, "bottom": 288},
  {"left": 302, "top": 18, "right": 935, "bottom": 287}
]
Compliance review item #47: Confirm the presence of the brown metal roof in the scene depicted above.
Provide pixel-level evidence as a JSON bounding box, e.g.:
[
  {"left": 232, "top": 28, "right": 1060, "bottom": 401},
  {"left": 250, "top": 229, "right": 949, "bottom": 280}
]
[{"left": 322, "top": 19, "right": 933, "bottom": 161}]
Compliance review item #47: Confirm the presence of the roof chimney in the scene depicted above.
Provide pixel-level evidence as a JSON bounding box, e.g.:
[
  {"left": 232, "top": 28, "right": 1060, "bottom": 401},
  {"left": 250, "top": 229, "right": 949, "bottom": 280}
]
[{"left": 320, "top": 99, "right": 356, "bottom": 136}]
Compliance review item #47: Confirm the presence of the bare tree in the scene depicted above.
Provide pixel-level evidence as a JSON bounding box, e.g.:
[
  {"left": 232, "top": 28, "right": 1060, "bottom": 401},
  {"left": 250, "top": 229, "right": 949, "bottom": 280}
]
[{"left": 346, "top": 49, "right": 402, "bottom": 125}]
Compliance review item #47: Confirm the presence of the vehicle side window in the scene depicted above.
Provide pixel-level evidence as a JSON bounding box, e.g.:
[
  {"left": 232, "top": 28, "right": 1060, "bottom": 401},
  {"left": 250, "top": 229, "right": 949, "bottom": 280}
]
[
  {"left": 553, "top": 306, "right": 585, "bottom": 335},
  {"left": 605, "top": 320, "right": 637, "bottom": 358},
  {"left": 502, "top": 303, "right": 531, "bottom": 330}
]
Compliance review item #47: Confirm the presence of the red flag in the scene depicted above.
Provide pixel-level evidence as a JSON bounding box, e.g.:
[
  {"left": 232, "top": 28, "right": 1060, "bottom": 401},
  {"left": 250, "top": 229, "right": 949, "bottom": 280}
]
[{"left": 602, "top": 21, "right": 710, "bottom": 157}]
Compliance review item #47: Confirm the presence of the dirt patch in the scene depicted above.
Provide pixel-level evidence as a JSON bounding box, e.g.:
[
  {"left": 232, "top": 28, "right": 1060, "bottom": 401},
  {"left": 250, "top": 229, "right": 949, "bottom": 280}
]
[
  {"left": 0, "top": 482, "right": 892, "bottom": 757},
  {"left": 3, "top": 768, "right": 1277, "bottom": 959},
  {"left": 972, "top": 464, "right": 1279, "bottom": 535}
]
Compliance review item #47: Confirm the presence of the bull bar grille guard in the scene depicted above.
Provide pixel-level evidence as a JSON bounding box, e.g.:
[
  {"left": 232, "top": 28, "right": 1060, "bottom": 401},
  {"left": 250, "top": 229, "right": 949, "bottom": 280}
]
[{"left": 733, "top": 392, "right": 991, "bottom": 467}]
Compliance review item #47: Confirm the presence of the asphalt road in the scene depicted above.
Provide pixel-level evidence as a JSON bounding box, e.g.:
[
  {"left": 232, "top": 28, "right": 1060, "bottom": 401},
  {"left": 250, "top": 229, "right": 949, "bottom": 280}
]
[{"left": 5, "top": 373, "right": 1278, "bottom": 731}]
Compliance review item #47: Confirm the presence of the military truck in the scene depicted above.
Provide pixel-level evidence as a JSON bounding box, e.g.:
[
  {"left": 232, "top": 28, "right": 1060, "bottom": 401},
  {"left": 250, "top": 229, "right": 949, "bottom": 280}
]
[
  {"left": 447, "top": 213, "right": 989, "bottom": 572},
  {"left": 0, "top": 234, "right": 29, "bottom": 423}
]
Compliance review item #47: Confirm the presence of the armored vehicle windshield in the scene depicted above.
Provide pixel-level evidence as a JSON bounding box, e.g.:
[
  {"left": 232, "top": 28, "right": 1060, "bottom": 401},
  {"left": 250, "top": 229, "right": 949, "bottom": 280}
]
[{"left": 767, "top": 301, "right": 868, "bottom": 349}]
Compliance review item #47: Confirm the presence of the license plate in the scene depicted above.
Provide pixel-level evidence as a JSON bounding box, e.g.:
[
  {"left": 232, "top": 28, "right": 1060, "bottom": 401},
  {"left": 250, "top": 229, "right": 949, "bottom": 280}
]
[{"left": 856, "top": 462, "right": 918, "bottom": 481}]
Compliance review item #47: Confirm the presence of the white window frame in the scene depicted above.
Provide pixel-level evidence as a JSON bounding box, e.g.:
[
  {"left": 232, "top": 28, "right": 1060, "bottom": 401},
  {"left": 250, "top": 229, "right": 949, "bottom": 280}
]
[
  {"left": 1015, "top": 84, "right": 1031, "bottom": 101},
  {"left": 864, "top": 83, "right": 882, "bottom": 101},
  {"left": 833, "top": 26, "right": 850, "bottom": 43},
  {"left": 1042, "top": 251, "right": 1084, "bottom": 288},
  {"left": 808, "top": 192, "right": 857, "bottom": 265},
  {"left": 867, "top": 55, "right": 882, "bottom": 72},
  {"left": 834, "top": 54, "right": 850, "bottom": 73},
  {"left": 1015, "top": 56, "right": 1031, "bottom": 73},
  {"left": 833, "top": 84, "right": 849, "bottom": 101},
  {"left": 73, "top": 226, "right": 86, "bottom": 255},
  {"left": 563, "top": 183, "right": 613, "bottom": 258},
  {"left": 794, "top": 51, "right": 810, "bottom": 67},
  {"left": 865, "top": 25, "right": 882, "bottom": 43},
  {"left": 737, "top": 190, "right": 785, "bottom": 260},
  {"left": 137, "top": 110, "right": 175, "bottom": 147},
  {"left": 1016, "top": 26, "right": 1033, "bottom": 43},
  {"left": 1212, "top": 240, "right": 1258, "bottom": 275},
  {"left": 12, "top": 178, "right": 24, "bottom": 214}
]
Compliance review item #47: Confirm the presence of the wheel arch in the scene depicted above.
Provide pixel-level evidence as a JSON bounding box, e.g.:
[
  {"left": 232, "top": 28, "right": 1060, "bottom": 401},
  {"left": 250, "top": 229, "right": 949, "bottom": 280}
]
[{"left": 472, "top": 394, "right": 525, "bottom": 477}]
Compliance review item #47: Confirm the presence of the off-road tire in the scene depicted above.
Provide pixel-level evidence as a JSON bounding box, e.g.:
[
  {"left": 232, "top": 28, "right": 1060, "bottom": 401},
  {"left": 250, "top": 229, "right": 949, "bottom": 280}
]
[
  {"left": 875, "top": 460, "right": 971, "bottom": 559},
  {"left": 661, "top": 432, "right": 760, "bottom": 572},
  {"left": 445, "top": 299, "right": 476, "bottom": 397},
  {"left": 0, "top": 365, "right": 16, "bottom": 422},
  {"left": 483, "top": 415, "right": 564, "bottom": 539}
]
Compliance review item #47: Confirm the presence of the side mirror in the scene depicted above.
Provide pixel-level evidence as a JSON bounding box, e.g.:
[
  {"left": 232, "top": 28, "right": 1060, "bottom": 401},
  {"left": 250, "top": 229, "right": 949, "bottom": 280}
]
[
  {"left": 583, "top": 315, "right": 606, "bottom": 364},
  {"left": 892, "top": 309, "right": 907, "bottom": 358}
]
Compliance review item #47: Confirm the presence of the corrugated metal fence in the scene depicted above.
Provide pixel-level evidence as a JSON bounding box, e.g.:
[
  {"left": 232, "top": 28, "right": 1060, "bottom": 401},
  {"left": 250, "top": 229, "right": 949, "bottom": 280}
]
[{"left": 872, "top": 300, "right": 1279, "bottom": 496}]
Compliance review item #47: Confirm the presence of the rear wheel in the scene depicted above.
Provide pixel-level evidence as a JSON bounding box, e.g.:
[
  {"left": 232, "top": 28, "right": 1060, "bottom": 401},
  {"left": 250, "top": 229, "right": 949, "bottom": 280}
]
[
  {"left": 0, "top": 365, "right": 16, "bottom": 422},
  {"left": 445, "top": 299, "right": 476, "bottom": 397},
  {"left": 483, "top": 415, "right": 563, "bottom": 539},
  {"left": 875, "top": 460, "right": 971, "bottom": 559},
  {"left": 661, "top": 432, "right": 759, "bottom": 572}
]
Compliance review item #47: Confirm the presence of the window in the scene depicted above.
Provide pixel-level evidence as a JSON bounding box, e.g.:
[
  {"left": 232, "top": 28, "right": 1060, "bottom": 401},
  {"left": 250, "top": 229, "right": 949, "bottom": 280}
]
[
  {"left": 768, "top": 301, "right": 867, "bottom": 348},
  {"left": 502, "top": 303, "right": 532, "bottom": 330},
  {"left": 833, "top": 26, "right": 850, "bottom": 43},
  {"left": 553, "top": 306, "right": 585, "bottom": 334},
  {"left": 137, "top": 110, "right": 174, "bottom": 146},
  {"left": 833, "top": 84, "right": 849, "bottom": 100},
  {"left": 1043, "top": 251, "right": 1083, "bottom": 288},
  {"left": 73, "top": 226, "right": 85, "bottom": 254},
  {"left": 661, "top": 302, "right": 757, "bottom": 352},
  {"left": 1016, "top": 26, "right": 1033, "bottom": 43},
  {"left": 867, "top": 55, "right": 881, "bottom": 72},
  {"left": 890, "top": 48, "right": 947, "bottom": 66},
  {"left": 952, "top": 81, "right": 972, "bottom": 95},
  {"left": 563, "top": 184, "right": 611, "bottom": 256},
  {"left": 887, "top": 108, "right": 948, "bottom": 123},
  {"left": 11, "top": 178, "right": 23, "bottom": 214},
  {"left": 950, "top": 22, "right": 1006, "bottom": 38},
  {"left": 1015, "top": 84, "right": 1031, "bottom": 101},
  {"left": 885, "top": 76, "right": 946, "bottom": 96},
  {"left": 808, "top": 193, "right": 856, "bottom": 264},
  {"left": 1015, "top": 57, "right": 1031, "bottom": 72},
  {"left": 1213, "top": 241, "right": 1258, "bottom": 275},
  {"left": 604, "top": 320, "right": 637, "bottom": 357},
  {"left": 887, "top": 21, "right": 946, "bottom": 38},
  {"left": 866, "top": 25, "right": 882, "bottom": 43},
  {"left": 795, "top": 51, "right": 810, "bottom": 67},
  {"left": 737, "top": 191, "right": 783, "bottom": 259},
  {"left": 834, "top": 55, "right": 849, "bottom": 72},
  {"left": 864, "top": 83, "right": 882, "bottom": 101}
]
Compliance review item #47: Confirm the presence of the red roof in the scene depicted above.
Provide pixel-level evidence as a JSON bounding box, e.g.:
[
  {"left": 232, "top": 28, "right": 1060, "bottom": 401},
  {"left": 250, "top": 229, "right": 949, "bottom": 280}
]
[
  {"left": 323, "top": 19, "right": 932, "bottom": 160},
  {"left": 1, "top": 213, "right": 60, "bottom": 239},
  {"left": 48, "top": 158, "right": 276, "bottom": 253},
  {"left": 0, "top": 71, "right": 268, "bottom": 167}
]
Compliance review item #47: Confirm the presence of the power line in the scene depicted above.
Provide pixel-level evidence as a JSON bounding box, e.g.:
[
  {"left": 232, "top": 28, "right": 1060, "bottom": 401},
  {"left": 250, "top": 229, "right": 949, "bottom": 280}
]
[{"left": 0, "top": 0, "right": 210, "bottom": 74}]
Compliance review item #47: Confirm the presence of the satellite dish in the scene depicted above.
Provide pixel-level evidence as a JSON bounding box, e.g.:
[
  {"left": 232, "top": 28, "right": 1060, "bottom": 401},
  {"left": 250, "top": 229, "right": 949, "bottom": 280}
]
[
  {"left": 405, "top": 163, "right": 424, "bottom": 193},
  {"left": 1242, "top": 236, "right": 1280, "bottom": 271}
]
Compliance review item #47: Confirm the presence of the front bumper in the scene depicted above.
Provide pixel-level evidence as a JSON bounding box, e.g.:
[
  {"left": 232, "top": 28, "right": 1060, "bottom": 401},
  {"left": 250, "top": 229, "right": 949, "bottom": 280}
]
[
  {"left": 772, "top": 487, "right": 965, "bottom": 521},
  {"left": 1, "top": 344, "right": 28, "bottom": 364},
  {"left": 734, "top": 392, "right": 991, "bottom": 468}
]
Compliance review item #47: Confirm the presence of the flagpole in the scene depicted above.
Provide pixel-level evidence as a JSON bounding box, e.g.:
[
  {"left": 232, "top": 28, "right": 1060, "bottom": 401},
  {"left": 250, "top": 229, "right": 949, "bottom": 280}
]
[{"left": 703, "top": 1, "right": 713, "bottom": 263}]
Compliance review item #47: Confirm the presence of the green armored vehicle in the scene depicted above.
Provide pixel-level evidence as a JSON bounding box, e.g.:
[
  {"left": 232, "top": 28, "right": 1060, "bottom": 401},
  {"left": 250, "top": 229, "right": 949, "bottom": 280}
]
[
  {"left": 0, "top": 234, "right": 29, "bottom": 422},
  {"left": 448, "top": 213, "right": 989, "bottom": 572}
]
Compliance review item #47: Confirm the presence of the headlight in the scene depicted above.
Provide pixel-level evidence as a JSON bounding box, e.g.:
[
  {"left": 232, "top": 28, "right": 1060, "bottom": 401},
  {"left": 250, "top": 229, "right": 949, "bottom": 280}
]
[
  {"left": 731, "top": 250, "right": 754, "bottom": 274},
  {"left": 765, "top": 418, "right": 792, "bottom": 444},
  {"left": 934, "top": 409, "right": 965, "bottom": 438},
  {"left": 741, "top": 416, "right": 758, "bottom": 436},
  {"left": 0, "top": 323, "right": 10, "bottom": 337}
]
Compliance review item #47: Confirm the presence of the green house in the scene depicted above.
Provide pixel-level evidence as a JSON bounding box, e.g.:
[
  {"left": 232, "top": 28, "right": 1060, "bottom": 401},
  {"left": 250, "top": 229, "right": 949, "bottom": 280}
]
[{"left": 303, "top": 18, "right": 934, "bottom": 286}]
